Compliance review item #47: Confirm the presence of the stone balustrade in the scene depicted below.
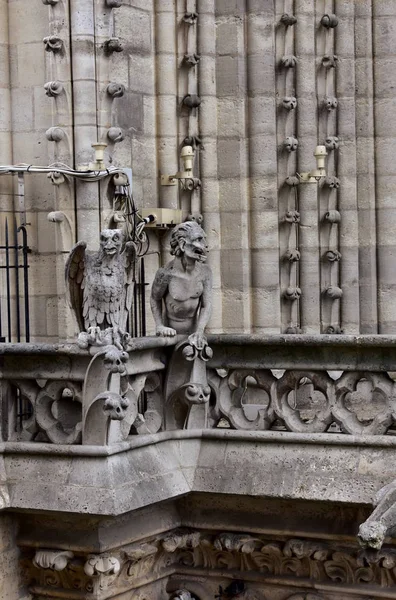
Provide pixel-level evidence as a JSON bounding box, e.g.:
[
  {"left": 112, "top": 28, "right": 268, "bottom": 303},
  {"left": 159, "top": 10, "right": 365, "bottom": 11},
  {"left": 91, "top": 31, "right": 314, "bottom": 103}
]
[{"left": 2, "top": 334, "right": 396, "bottom": 445}]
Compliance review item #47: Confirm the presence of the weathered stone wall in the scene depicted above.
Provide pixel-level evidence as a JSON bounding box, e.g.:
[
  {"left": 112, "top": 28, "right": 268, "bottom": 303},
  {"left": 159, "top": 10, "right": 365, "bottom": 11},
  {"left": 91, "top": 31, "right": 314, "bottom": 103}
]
[{"left": 0, "top": 0, "right": 396, "bottom": 340}]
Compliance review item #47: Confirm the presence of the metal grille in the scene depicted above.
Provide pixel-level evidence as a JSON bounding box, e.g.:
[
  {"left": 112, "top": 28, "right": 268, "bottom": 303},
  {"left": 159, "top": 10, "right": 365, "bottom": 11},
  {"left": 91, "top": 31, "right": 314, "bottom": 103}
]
[{"left": 0, "top": 218, "right": 30, "bottom": 343}]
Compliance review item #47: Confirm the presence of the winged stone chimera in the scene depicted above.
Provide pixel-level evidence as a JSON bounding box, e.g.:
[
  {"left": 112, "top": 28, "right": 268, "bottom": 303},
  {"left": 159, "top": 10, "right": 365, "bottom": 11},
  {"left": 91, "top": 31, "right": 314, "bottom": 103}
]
[{"left": 65, "top": 229, "right": 136, "bottom": 350}]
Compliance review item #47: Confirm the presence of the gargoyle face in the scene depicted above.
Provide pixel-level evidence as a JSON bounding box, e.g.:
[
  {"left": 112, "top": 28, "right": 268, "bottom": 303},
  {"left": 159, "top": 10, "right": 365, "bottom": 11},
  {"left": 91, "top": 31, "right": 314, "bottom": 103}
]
[
  {"left": 183, "top": 230, "right": 208, "bottom": 263},
  {"left": 100, "top": 229, "right": 123, "bottom": 257}
]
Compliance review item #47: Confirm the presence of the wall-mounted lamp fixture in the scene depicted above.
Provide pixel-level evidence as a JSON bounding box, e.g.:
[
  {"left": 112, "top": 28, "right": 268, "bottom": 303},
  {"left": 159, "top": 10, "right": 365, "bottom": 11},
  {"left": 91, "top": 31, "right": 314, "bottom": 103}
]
[
  {"left": 297, "top": 145, "right": 327, "bottom": 183},
  {"left": 161, "top": 145, "right": 200, "bottom": 189},
  {"left": 89, "top": 142, "right": 107, "bottom": 171}
]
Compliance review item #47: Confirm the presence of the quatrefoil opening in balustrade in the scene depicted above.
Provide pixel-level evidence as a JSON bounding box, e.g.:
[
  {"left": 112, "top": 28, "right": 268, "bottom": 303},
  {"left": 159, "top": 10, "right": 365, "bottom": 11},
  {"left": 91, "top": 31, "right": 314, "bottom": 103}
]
[
  {"left": 333, "top": 372, "right": 394, "bottom": 435},
  {"left": 286, "top": 378, "right": 328, "bottom": 423},
  {"left": 219, "top": 370, "right": 275, "bottom": 430},
  {"left": 36, "top": 381, "right": 82, "bottom": 444},
  {"left": 234, "top": 375, "right": 271, "bottom": 421},
  {"left": 274, "top": 371, "right": 334, "bottom": 433}
]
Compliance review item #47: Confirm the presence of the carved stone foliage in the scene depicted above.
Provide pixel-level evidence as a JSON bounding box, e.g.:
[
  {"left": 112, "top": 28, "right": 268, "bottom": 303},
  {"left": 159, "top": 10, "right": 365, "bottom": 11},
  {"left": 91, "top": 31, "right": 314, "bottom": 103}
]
[
  {"left": 22, "top": 530, "right": 396, "bottom": 598},
  {"left": 211, "top": 369, "right": 396, "bottom": 435}
]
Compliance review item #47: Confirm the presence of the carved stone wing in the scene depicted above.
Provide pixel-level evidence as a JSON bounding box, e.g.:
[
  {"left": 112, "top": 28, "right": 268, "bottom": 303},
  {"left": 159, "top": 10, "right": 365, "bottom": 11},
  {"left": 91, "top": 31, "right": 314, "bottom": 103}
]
[{"left": 65, "top": 241, "right": 87, "bottom": 332}]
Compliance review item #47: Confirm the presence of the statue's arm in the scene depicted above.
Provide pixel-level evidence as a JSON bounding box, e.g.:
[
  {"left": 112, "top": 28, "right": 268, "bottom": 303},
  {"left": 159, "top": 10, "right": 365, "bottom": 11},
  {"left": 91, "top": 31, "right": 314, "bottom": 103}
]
[
  {"left": 195, "top": 267, "right": 212, "bottom": 334},
  {"left": 150, "top": 267, "right": 176, "bottom": 337},
  {"left": 188, "top": 267, "right": 212, "bottom": 349}
]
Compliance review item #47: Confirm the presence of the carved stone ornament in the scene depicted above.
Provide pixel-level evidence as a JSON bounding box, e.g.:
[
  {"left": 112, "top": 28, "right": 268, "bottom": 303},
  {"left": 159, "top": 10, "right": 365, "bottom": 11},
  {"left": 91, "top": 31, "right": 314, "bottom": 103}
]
[
  {"left": 284, "top": 136, "right": 299, "bottom": 152},
  {"left": 47, "top": 171, "right": 65, "bottom": 185},
  {"left": 183, "top": 135, "right": 202, "bottom": 150},
  {"left": 182, "top": 94, "right": 202, "bottom": 110},
  {"left": 284, "top": 210, "right": 300, "bottom": 223},
  {"left": 280, "top": 13, "right": 297, "bottom": 26},
  {"left": 104, "top": 37, "right": 124, "bottom": 53},
  {"left": 325, "top": 325, "right": 343, "bottom": 334},
  {"left": 283, "top": 286, "right": 302, "bottom": 301},
  {"left": 43, "top": 35, "right": 64, "bottom": 53},
  {"left": 33, "top": 549, "right": 74, "bottom": 571},
  {"left": 281, "top": 55, "right": 297, "bottom": 68},
  {"left": 44, "top": 80, "right": 64, "bottom": 97},
  {"left": 106, "top": 82, "right": 126, "bottom": 98},
  {"left": 23, "top": 528, "right": 396, "bottom": 596},
  {"left": 325, "top": 136, "right": 340, "bottom": 150},
  {"left": 84, "top": 554, "right": 121, "bottom": 576},
  {"left": 324, "top": 210, "right": 341, "bottom": 223},
  {"left": 107, "top": 127, "right": 125, "bottom": 143},
  {"left": 183, "top": 12, "right": 198, "bottom": 25},
  {"left": 325, "top": 286, "right": 343, "bottom": 299},
  {"left": 322, "top": 55, "right": 338, "bottom": 69},
  {"left": 282, "top": 96, "right": 297, "bottom": 111},
  {"left": 321, "top": 14, "right": 339, "bottom": 28},
  {"left": 324, "top": 96, "right": 338, "bottom": 111},
  {"left": 285, "top": 249, "right": 301, "bottom": 262},
  {"left": 65, "top": 229, "right": 137, "bottom": 350},
  {"left": 285, "top": 175, "right": 300, "bottom": 186},
  {"left": 42, "top": 0, "right": 59, "bottom": 4},
  {"left": 45, "top": 127, "right": 65, "bottom": 142},
  {"left": 106, "top": 0, "right": 122, "bottom": 7},
  {"left": 323, "top": 175, "right": 340, "bottom": 189},
  {"left": 179, "top": 177, "right": 201, "bottom": 192},
  {"left": 183, "top": 53, "right": 201, "bottom": 67},
  {"left": 325, "top": 250, "right": 342, "bottom": 262}
]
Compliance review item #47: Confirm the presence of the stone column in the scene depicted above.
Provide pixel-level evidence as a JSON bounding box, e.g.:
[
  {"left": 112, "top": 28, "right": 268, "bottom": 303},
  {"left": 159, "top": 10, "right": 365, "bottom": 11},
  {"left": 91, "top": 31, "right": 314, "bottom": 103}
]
[
  {"left": 155, "top": 0, "right": 178, "bottom": 211},
  {"left": 335, "top": 0, "right": 360, "bottom": 334},
  {"left": 69, "top": 0, "right": 100, "bottom": 247},
  {"left": 216, "top": 1, "right": 251, "bottom": 332},
  {"left": 0, "top": 0, "right": 13, "bottom": 214},
  {"left": 247, "top": 0, "right": 280, "bottom": 333},
  {"left": 295, "top": 1, "right": 320, "bottom": 333},
  {"left": 198, "top": 0, "right": 223, "bottom": 331},
  {"left": 373, "top": 1, "right": 396, "bottom": 333},
  {"left": 355, "top": 0, "right": 377, "bottom": 333}
]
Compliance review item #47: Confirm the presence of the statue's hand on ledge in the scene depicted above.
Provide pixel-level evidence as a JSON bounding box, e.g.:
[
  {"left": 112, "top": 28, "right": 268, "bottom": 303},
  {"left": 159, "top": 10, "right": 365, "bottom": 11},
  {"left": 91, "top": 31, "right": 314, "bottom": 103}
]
[
  {"left": 156, "top": 325, "right": 177, "bottom": 337},
  {"left": 188, "top": 331, "right": 207, "bottom": 351}
]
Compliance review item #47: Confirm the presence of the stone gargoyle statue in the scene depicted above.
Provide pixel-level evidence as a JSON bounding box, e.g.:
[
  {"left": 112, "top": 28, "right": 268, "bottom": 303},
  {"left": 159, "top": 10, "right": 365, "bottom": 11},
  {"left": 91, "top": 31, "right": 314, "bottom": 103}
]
[
  {"left": 150, "top": 221, "right": 213, "bottom": 429},
  {"left": 358, "top": 480, "right": 396, "bottom": 550},
  {"left": 150, "top": 220, "right": 212, "bottom": 354},
  {"left": 66, "top": 228, "right": 136, "bottom": 350}
]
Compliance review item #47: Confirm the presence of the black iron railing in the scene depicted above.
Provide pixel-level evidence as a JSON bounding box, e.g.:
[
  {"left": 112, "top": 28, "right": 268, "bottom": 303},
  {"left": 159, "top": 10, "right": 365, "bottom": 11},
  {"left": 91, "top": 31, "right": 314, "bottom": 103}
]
[{"left": 0, "top": 219, "right": 30, "bottom": 343}]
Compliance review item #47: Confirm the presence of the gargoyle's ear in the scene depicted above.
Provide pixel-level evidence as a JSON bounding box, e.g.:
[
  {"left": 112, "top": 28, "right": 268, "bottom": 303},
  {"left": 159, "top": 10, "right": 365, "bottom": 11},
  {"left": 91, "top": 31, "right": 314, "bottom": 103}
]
[{"left": 180, "top": 239, "right": 186, "bottom": 251}]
